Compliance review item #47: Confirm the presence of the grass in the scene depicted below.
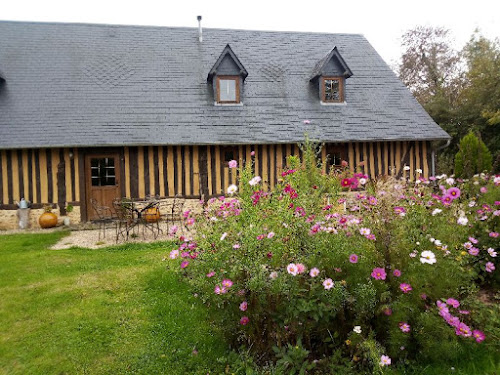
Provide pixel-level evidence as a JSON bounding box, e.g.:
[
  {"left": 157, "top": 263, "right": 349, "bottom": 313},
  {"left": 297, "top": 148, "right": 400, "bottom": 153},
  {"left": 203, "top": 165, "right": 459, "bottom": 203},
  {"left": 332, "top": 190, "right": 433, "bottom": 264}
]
[
  {"left": 0, "top": 232, "right": 228, "bottom": 375},
  {"left": 0, "top": 232, "right": 498, "bottom": 374}
]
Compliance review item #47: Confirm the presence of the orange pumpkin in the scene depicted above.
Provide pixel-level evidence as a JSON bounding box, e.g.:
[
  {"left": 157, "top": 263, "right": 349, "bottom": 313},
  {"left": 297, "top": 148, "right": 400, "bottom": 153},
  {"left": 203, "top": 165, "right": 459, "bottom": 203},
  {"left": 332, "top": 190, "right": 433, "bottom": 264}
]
[
  {"left": 39, "top": 212, "right": 58, "bottom": 228},
  {"left": 144, "top": 207, "right": 161, "bottom": 223}
]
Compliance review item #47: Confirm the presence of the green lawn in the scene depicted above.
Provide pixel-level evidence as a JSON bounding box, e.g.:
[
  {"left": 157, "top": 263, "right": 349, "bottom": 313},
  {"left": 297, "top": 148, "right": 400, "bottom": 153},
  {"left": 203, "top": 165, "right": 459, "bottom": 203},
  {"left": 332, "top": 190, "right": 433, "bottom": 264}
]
[
  {"left": 0, "top": 232, "right": 227, "bottom": 375},
  {"left": 0, "top": 232, "right": 498, "bottom": 375}
]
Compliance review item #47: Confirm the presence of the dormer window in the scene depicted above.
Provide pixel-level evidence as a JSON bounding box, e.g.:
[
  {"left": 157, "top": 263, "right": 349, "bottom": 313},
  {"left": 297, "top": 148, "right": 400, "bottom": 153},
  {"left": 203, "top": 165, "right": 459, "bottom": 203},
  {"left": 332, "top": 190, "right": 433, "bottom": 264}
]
[
  {"left": 310, "top": 47, "right": 352, "bottom": 104},
  {"left": 217, "top": 76, "right": 240, "bottom": 104},
  {"left": 208, "top": 44, "right": 248, "bottom": 106},
  {"left": 322, "top": 77, "right": 343, "bottom": 103}
]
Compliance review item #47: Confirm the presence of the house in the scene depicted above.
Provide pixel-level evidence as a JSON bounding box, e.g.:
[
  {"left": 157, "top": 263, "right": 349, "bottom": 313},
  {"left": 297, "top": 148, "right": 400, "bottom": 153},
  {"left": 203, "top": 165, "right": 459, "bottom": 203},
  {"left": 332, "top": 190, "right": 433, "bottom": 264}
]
[{"left": 0, "top": 20, "right": 450, "bottom": 229}]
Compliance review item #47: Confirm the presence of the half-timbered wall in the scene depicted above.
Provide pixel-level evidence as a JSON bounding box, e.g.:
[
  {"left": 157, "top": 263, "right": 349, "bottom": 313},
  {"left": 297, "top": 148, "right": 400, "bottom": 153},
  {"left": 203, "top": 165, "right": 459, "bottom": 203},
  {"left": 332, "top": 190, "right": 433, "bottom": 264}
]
[
  {"left": 0, "top": 148, "right": 79, "bottom": 208},
  {"left": 0, "top": 141, "right": 430, "bottom": 220}
]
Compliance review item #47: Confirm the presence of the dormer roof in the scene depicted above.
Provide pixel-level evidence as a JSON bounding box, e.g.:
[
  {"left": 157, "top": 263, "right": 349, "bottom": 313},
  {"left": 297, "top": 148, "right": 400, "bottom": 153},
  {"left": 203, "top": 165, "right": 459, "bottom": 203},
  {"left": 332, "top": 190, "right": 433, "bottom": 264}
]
[
  {"left": 207, "top": 44, "right": 248, "bottom": 82},
  {"left": 310, "top": 47, "right": 353, "bottom": 81}
]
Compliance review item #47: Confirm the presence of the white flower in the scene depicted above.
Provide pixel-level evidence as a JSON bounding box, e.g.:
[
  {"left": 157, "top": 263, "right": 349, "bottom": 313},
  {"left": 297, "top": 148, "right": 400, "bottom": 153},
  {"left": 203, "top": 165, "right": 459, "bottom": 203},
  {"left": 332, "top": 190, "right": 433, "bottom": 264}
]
[
  {"left": 249, "top": 176, "right": 262, "bottom": 186},
  {"left": 457, "top": 216, "right": 469, "bottom": 226},
  {"left": 446, "top": 178, "right": 455, "bottom": 185},
  {"left": 434, "top": 239, "right": 442, "bottom": 246},
  {"left": 473, "top": 181, "right": 479, "bottom": 185},
  {"left": 227, "top": 184, "right": 238, "bottom": 195},
  {"left": 353, "top": 326, "right": 362, "bottom": 334},
  {"left": 415, "top": 179, "right": 421, "bottom": 184},
  {"left": 430, "top": 237, "right": 435, "bottom": 243},
  {"left": 404, "top": 166, "right": 410, "bottom": 171},
  {"left": 488, "top": 248, "right": 497, "bottom": 257},
  {"left": 287, "top": 263, "right": 298, "bottom": 276},
  {"left": 416, "top": 169, "right": 423, "bottom": 174},
  {"left": 432, "top": 208, "right": 442, "bottom": 216},
  {"left": 494, "top": 176, "right": 500, "bottom": 185},
  {"left": 359, "top": 178, "right": 367, "bottom": 185},
  {"left": 220, "top": 232, "right": 228, "bottom": 241},
  {"left": 309, "top": 268, "right": 320, "bottom": 277},
  {"left": 420, "top": 251, "right": 437, "bottom": 264},
  {"left": 269, "top": 271, "right": 278, "bottom": 280}
]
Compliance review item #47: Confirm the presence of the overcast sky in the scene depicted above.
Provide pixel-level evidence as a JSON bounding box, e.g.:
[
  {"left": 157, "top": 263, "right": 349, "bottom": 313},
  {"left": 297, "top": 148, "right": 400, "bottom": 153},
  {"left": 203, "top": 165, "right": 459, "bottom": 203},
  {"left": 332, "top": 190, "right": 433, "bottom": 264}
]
[{"left": 2, "top": 0, "right": 499, "bottom": 68}]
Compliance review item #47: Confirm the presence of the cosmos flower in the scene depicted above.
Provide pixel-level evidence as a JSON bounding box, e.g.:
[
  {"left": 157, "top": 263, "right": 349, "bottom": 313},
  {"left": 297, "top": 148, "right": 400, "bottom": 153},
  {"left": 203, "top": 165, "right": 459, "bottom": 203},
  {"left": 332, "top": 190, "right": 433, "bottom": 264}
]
[
  {"left": 447, "top": 187, "right": 461, "bottom": 199},
  {"left": 399, "top": 322, "right": 411, "bottom": 333},
  {"left": 380, "top": 355, "right": 391, "bottom": 366},
  {"left": 227, "top": 184, "right": 238, "bottom": 195},
  {"left": 249, "top": 176, "right": 262, "bottom": 186},
  {"left": 371, "top": 268, "right": 387, "bottom": 280},
  {"left": 353, "top": 326, "right": 362, "bottom": 334},
  {"left": 472, "top": 330, "right": 486, "bottom": 343},
  {"left": 393, "top": 269, "right": 401, "bottom": 277},
  {"left": 420, "top": 251, "right": 437, "bottom": 264},
  {"left": 485, "top": 262, "right": 495, "bottom": 273},
  {"left": 287, "top": 263, "right": 298, "bottom": 276},
  {"left": 228, "top": 160, "right": 238, "bottom": 168},
  {"left": 323, "top": 278, "right": 334, "bottom": 290},
  {"left": 457, "top": 216, "right": 469, "bottom": 226},
  {"left": 309, "top": 267, "right": 320, "bottom": 277},
  {"left": 349, "top": 254, "right": 359, "bottom": 263},
  {"left": 239, "top": 301, "right": 248, "bottom": 311},
  {"left": 240, "top": 316, "right": 249, "bottom": 325},
  {"left": 400, "top": 283, "right": 413, "bottom": 293}
]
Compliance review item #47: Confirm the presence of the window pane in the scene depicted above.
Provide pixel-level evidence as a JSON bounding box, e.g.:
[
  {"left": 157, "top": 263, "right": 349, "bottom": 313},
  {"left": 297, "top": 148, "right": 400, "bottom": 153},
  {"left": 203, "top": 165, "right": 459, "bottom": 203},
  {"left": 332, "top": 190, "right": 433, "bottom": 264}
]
[
  {"left": 324, "top": 79, "right": 341, "bottom": 102},
  {"left": 219, "top": 79, "right": 236, "bottom": 101},
  {"left": 90, "top": 158, "right": 116, "bottom": 186}
]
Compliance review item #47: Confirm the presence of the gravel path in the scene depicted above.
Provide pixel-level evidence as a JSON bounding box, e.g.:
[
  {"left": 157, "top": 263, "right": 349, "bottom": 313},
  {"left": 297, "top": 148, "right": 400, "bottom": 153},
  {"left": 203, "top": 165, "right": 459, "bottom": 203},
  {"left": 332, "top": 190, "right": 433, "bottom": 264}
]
[{"left": 1, "top": 221, "right": 192, "bottom": 249}]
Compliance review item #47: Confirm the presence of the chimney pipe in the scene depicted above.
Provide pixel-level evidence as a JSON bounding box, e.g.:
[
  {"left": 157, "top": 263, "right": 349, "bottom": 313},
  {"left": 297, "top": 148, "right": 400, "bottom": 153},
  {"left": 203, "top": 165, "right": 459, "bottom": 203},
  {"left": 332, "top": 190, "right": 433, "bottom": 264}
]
[{"left": 197, "top": 15, "right": 202, "bottom": 42}]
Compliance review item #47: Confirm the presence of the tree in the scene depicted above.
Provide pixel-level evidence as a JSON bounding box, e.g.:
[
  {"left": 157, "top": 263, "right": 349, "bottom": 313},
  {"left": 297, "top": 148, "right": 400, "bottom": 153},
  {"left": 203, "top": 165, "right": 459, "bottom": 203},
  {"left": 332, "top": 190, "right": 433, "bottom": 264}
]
[
  {"left": 398, "top": 26, "right": 463, "bottom": 108},
  {"left": 454, "top": 132, "right": 492, "bottom": 178},
  {"left": 458, "top": 32, "right": 500, "bottom": 156}
]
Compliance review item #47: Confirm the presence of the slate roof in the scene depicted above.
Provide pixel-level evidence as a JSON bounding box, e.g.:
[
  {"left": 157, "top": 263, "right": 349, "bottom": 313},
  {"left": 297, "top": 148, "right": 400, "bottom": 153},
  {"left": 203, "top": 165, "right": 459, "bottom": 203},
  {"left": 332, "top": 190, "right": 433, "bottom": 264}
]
[{"left": 0, "top": 20, "right": 450, "bottom": 150}]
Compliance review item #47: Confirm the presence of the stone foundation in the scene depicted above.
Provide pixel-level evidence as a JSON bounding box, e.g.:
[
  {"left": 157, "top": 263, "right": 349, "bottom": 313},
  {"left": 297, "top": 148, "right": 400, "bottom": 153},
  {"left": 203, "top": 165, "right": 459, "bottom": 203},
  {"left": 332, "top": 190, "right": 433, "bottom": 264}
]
[{"left": 0, "top": 206, "right": 82, "bottom": 231}]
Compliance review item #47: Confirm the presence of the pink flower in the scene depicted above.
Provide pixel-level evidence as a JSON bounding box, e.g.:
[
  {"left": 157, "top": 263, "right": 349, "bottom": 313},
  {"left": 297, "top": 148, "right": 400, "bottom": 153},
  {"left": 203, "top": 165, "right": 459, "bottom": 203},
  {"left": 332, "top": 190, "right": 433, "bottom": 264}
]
[
  {"left": 267, "top": 232, "right": 275, "bottom": 239},
  {"left": 250, "top": 151, "right": 255, "bottom": 156},
  {"left": 214, "top": 285, "right": 222, "bottom": 295},
  {"left": 222, "top": 279, "right": 233, "bottom": 288},
  {"left": 472, "top": 330, "right": 485, "bottom": 343},
  {"left": 206, "top": 271, "right": 215, "bottom": 278},
  {"left": 399, "top": 322, "right": 411, "bottom": 333},
  {"left": 303, "top": 119, "right": 311, "bottom": 124},
  {"left": 469, "top": 237, "right": 478, "bottom": 244},
  {"left": 489, "top": 232, "right": 499, "bottom": 238},
  {"left": 233, "top": 243, "right": 240, "bottom": 249},
  {"left": 447, "top": 187, "right": 461, "bottom": 199},
  {"left": 455, "top": 322, "right": 472, "bottom": 337},
  {"left": 468, "top": 247, "right": 479, "bottom": 256},
  {"left": 169, "top": 249, "right": 179, "bottom": 259},
  {"left": 296, "top": 263, "right": 306, "bottom": 274},
  {"left": 240, "top": 316, "right": 249, "bottom": 325},
  {"left": 371, "top": 268, "right": 387, "bottom": 280},
  {"left": 349, "top": 254, "right": 359, "bottom": 263},
  {"left": 287, "top": 263, "right": 298, "bottom": 276},
  {"left": 485, "top": 262, "right": 495, "bottom": 273},
  {"left": 384, "top": 308, "right": 392, "bottom": 316},
  {"left": 446, "top": 298, "right": 460, "bottom": 308},
  {"left": 366, "top": 234, "right": 376, "bottom": 241},
  {"left": 393, "top": 269, "right": 401, "bottom": 277},
  {"left": 380, "top": 355, "right": 391, "bottom": 366},
  {"left": 180, "top": 260, "right": 189, "bottom": 269},
  {"left": 309, "top": 267, "right": 320, "bottom": 277},
  {"left": 169, "top": 225, "right": 178, "bottom": 236},
  {"left": 323, "top": 278, "right": 334, "bottom": 290},
  {"left": 394, "top": 206, "right": 406, "bottom": 215},
  {"left": 228, "top": 160, "right": 238, "bottom": 168},
  {"left": 239, "top": 301, "right": 248, "bottom": 311},
  {"left": 480, "top": 187, "right": 487, "bottom": 194},
  {"left": 400, "top": 283, "right": 412, "bottom": 293},
  {"left": 359, "top": 227, "right": 371, "bottom": 236}
]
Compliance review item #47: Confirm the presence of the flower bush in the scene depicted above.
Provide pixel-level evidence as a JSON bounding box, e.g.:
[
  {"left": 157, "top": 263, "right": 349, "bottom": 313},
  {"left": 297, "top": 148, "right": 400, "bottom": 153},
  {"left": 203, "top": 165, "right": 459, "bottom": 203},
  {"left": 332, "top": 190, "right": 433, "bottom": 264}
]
[{"left": 168, "top": 142, "right": 499, "bottom": 373}]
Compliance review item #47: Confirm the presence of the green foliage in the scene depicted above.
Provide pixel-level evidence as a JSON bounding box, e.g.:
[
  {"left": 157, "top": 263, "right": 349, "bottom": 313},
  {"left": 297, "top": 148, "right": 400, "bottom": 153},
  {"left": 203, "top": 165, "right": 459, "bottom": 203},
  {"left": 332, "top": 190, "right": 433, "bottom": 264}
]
[
  {"left": 171, "top": 143, "right": 500, "bottom": 373},
  {"left": 454, "top": 132, "right": 493, "bottom": 177}
]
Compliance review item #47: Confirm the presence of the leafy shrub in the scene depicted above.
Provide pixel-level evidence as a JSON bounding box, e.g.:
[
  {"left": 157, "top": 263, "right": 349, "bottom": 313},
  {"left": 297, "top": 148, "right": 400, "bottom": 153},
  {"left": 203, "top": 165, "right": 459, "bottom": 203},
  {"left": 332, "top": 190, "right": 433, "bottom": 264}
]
[
  {"left": 168, "top": 142, "right": 499, "bottom": 372},
  {"left": 455, "top": 132, "right": 493, "bottom": 178}
]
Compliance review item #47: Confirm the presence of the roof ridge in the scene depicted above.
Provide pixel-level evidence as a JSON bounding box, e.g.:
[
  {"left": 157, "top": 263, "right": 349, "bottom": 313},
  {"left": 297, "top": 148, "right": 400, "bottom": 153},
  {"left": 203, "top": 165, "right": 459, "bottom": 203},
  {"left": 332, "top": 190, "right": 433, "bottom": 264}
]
[{"left": 0, "top": 19, "right": 365, "bottom": 37}]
